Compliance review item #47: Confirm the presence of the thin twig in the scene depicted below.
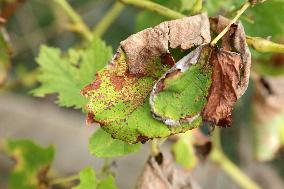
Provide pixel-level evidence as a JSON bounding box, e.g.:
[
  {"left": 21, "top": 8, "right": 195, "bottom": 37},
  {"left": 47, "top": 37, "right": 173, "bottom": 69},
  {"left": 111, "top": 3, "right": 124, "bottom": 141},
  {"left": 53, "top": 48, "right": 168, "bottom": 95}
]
[
  {"left": 246, "top": 36, "right": 284, "bottom": 53},
  {"left": 93, "top": 2, "right": 125, "bottom": 37},
  {"left": 210, "top": 1, "right": 250, "bottom": 46},
  {"left": 210, "top": 129, "right": 261, "bottom": 189},
  {"left": 49, "top": 174, "right": 79, "bottom": 186},
  {"left": 119, "top": 0, "right": 184, "bottom": 19},
  {"left": 53, "top": 0, "right": 92, "bottom": 41}
]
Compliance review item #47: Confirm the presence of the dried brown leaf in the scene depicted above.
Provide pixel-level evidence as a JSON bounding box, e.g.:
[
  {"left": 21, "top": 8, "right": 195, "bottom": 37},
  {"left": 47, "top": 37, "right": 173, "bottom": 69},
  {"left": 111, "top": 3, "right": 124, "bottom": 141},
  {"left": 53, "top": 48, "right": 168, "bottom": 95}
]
[
  {"left": 137, "top": 152, "right": 201, "bottom": 189},
  {"left": 120, "top": 13, "right": 210, "bottom": 75},
  {"left": 202, "top": 49, "right": 242, "bottom": 127}
]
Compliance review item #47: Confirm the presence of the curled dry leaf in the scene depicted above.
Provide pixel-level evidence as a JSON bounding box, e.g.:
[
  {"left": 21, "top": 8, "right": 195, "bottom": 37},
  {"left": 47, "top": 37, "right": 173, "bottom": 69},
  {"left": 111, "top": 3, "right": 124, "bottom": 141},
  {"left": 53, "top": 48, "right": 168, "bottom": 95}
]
[
  {"left": 137, "top": 152, "right": 201, "bottom": 189},
  {"left": 150, "top": 16, "right": 251, "bottom": 127},
  {"left": 81, "top": 13, "right": 211, "bottom": 143}
]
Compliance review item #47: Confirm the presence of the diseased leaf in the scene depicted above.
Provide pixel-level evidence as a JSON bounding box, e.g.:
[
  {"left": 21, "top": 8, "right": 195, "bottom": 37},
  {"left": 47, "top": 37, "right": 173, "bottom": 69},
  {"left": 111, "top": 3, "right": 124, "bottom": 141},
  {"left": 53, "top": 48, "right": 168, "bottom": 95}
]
[
  {"left": 5, "top": 140, "right": 54, "bottom": 189},
  {"left": 32, "top": 37, "right": 112, "bottom": 109},
  {"left": 89, "top": 128, "right": 141, "bottom": 157},
  {"left": 82, "top": 14, "right": 211, "bottom": 143},
  {"left": 151, "top": 16, "right": 250, "bottom": 127},
  {"left": 73, "top": 167, "right": 97, "bottom": 189}
]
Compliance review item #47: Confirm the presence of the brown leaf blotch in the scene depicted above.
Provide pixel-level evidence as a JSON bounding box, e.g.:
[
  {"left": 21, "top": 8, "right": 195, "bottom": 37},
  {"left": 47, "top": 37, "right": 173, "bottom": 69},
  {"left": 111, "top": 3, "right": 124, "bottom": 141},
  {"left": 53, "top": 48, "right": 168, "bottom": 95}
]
[{"left": 202, "top": 49, "right": 242, "bottom": 127}]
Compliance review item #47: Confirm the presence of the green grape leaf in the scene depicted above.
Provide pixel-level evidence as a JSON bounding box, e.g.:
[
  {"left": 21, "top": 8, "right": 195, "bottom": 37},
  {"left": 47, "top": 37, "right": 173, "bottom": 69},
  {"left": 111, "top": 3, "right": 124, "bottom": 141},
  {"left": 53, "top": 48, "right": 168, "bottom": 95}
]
[
  {"left": 73, "top": 167, "right": 97, "bottom": 189},
  {"left": 32, "top": 37, "right": 113, "bottom": 109},
  {"left": 5, "top": 139, "right": 54, "bottom": 189},
  {"left": 242, "top": 0, "right": 284, "bottom": 39},
  {"left": 0, "top": 31, "right": 10, "bottom": 86},
  {"left": 89, "top": 129, "right": 141, "bottom": 157},
  {"left": 82, "top": 14, "right": 211, "bottom": 143},
  {"left": 172, "top": 136, "right": 197, "bottom": 169},
  {"left": 98, "top": 175, "right": 118, "bottom": 189}
]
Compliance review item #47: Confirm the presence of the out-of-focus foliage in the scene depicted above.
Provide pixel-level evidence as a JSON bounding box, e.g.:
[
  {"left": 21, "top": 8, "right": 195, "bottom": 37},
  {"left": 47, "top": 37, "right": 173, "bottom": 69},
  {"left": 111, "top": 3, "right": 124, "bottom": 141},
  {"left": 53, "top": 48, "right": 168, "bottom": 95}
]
[
  {"left": 73, "top": 167, "right": 118, "bottom": 189},
  {"left": 172, "top": 134, "right": 197, "bottom": 169},
  {"left": 73, "top": 167, "right": 97, "bottom": 189},
  {"left": 4, "top": 140, "right": 54, "bottom": 189},
  {"left": 0, "top": 31, "right": 10, "bottom": 85}
]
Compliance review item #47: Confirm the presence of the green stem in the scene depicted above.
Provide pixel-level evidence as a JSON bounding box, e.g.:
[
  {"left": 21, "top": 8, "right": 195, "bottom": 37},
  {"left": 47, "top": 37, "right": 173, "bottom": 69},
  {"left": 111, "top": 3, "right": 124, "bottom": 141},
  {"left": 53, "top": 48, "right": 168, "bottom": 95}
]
[
  {"left": 151, "top": 139, "right": 159, "bottom": 156},
  {"left": 119, "top": 0, "right": 184, "bottom": 20},
  {"left": 246, "top": 36, "right": 284, "bottom": 53},
  {"left": 210, "top": 1, "right": 250, "bottom": 46},
  {"left": 93, "top": 2, "right": 125, "bottom": 37},
  {"left": 50, "top": 174, "right": 79, "bottom": 186},
  {"left": 210, "top": 129, "right": 261, "bottom": 189},
  {"left": 53, "top": 0, "right": 92, "bottom": 41}
]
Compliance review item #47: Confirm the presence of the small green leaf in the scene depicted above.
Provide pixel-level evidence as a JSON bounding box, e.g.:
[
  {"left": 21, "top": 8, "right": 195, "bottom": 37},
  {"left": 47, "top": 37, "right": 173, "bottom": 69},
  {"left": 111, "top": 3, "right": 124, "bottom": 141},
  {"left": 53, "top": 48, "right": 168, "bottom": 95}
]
[
  {"left": 89, "top": 129, "right": 141, "bottom": 157},
  {"left": 5, "top": 139, "right": 54, "bottom": 189},
  {"left": 98, "top": 175, "right": 118, "bottom": 189},
  {"left": 32, "top": 36, "right": 113, "bottom": 109},
  {"left": 73, "top": 167, "right": 97, "bottom": 189},
  {"left": 172, "top": 136, "right": 197, "bottom": 169}
]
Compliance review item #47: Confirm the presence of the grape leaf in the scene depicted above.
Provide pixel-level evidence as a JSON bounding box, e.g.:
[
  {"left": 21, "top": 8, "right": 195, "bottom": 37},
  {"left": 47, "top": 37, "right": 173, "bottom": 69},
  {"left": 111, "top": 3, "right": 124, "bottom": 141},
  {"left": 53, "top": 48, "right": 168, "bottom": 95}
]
[
  {"left": 73, "top": 167, "right": 97, "bottom": 189},
  {"left": 32, "top": 37, "right": 113, "bottom": 109},
  {"left": 5, "top": 139, "right": 54, "bottom": 189},
  {"left": 82, "top": 14, "right": 211, "bottom": 143},
  {"left": 89, "top": 129, "right": 141, "bottom": 157}
]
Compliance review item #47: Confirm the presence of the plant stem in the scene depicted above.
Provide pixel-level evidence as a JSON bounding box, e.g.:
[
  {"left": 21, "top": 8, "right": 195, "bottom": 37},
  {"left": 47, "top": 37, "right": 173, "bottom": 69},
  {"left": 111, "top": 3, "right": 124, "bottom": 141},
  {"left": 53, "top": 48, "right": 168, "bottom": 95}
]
[
  {"left": 246, "top": 36, "right": 284, "bottom": 53},
  {"left": 210, "top": 129, "right": 261, "bottom": 189},
  {"left": 192, "top": 0, "right": 203, "bottom": 14},
  {"left": 53, "top": 0, "right": 92, "bottom": 41},
  {"left": 210, "top": 1, "right": 250, "bottom": 46},
  {"left": 93, "top": 2, "right": 125, "bottom": 37},
  {"left": 119, "top": 0, "right": 184, "bottom": 20},
  {"left": 151, "top": 138, "right": 159, "bottom": 156},
  {"left": 49, "top": 174, "right": 79, "bottom": 186}
]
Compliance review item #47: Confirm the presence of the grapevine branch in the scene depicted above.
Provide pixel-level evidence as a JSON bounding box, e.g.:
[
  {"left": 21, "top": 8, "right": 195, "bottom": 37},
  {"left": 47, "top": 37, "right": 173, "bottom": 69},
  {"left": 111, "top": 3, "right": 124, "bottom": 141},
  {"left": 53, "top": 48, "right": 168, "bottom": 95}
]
[
  {"left": 210, "top": 129, "right": 261, "bottom": 189},
  {"left": 93, "top": 2, "right": 125, "bottom": 37},
  {"left": 53, "top": 0, "right": 92, "bottom": 41},
  {"left": 118, "top": 0, "right": 284, "bottom": 53}
]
